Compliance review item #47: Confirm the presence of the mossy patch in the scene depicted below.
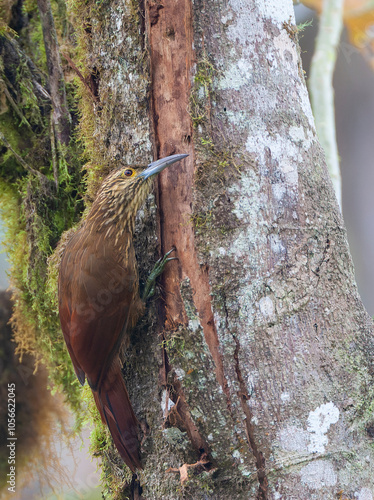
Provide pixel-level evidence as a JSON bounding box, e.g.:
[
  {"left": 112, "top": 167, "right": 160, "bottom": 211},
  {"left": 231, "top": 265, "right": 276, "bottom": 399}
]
[
  {"left": 0, "top": 17, "right": 85, "bottom": 416},
  {"left": 188, "top": 50, "right": 245, "bottom": 254}
]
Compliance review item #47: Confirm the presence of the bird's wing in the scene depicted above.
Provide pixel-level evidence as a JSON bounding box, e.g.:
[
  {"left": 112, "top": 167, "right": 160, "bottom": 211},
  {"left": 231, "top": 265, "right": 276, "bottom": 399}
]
[{"left": 58, "top": 229, "right": 138, "bottom": 389}]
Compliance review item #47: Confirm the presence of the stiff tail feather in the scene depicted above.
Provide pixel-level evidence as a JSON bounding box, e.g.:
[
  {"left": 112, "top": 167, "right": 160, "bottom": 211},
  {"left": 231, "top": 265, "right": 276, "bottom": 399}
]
[{"left": 93, "top": 366, "right": 142, "bottom": 472}]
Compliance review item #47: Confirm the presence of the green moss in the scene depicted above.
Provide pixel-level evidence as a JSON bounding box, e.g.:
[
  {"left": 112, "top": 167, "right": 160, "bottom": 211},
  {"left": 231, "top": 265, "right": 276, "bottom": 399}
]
[
  {"left": 297, "top": 19, "right": 313, "bottom": 33},
  {"left": 0, "top": 22, "right": 16, "bottom": 37},
  {"left": 188, "top": 50, "right": 245, "bottom": 248},
  {"left": 0, "top": 171, "right": 84, "bottom": 409},
  {"left": 0, "top": 0, "right": 87, "bottom": 421},
  {"left": 189, "top": 54, "right": 215, "bottom": 128},
  {"left": 16, "top": 62, "right": 44, "bottom": 128},
  {"left": 0, "top": 115, "right": 32, "bottom": 180}
]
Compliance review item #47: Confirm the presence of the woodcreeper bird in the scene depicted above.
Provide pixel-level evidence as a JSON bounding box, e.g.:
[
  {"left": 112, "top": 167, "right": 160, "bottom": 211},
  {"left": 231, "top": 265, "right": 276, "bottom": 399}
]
[{"left": 58, "top": 154, "right": 188, "bottom": 471}]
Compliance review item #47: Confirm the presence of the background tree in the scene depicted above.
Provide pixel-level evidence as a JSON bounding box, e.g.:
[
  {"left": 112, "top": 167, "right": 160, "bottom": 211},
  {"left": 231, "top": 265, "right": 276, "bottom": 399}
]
[{"left": 1, "top": 0, "right": 374, "bottom": 499}]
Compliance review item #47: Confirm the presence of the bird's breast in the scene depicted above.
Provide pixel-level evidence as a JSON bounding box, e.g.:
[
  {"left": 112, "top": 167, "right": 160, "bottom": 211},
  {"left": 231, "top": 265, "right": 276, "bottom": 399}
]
[{"left": 59, "top": 225, "right": 139, "bottom": 319}]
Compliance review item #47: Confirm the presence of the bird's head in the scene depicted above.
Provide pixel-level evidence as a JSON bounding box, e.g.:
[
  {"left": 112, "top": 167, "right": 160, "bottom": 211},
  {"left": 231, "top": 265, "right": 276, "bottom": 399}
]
[{"left": 87, "top": 154, "right": 188, "bottom": 233}]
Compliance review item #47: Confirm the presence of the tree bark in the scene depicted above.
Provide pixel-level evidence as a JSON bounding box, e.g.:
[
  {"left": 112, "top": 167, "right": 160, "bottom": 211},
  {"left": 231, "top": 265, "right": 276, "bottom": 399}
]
[
  {"left": 76, "top": 0, "right": 374, "bottom": 497},
  {"left": 130, "top": 0, "right": 374, "bottom": 497}
]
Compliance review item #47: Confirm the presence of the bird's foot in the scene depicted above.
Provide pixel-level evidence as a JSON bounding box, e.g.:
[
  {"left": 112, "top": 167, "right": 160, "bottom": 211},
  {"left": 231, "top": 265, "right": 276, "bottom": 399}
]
[{"left": 142, "top": 247, "right": 177, "bottom": 301}]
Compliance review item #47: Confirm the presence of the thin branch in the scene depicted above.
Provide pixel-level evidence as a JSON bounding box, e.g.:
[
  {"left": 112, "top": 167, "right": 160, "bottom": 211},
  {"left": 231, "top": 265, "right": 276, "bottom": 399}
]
[
  {"left": 50, "top": 113, "right": 59, "bottom": 190},
  {"left": 62, "top": 52, "right": 98, "bottom": 102},
  {"left": 309, "top": 0, "right": 344, "bottom": 209},
  {"left": 2, "top": 38, "right": 51, "bottom": 104},
  {"left": 0, "top": 78, "right": 33, "bottom": 131},
  {"left": 0, "top": 131, "right": 38, "bottom": 176}
]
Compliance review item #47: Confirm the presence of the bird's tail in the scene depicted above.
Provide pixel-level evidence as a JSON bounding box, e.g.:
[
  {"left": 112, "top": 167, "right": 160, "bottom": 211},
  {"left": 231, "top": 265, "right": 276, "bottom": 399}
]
[{"left": 93, "top": 364, "right": 142, "bottom": 472}]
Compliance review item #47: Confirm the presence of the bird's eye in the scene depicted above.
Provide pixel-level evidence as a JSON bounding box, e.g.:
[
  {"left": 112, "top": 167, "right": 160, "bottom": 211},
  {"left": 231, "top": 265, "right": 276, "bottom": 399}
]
[{"left": 123, "top": 169, "right": 135, "bottom": 177}]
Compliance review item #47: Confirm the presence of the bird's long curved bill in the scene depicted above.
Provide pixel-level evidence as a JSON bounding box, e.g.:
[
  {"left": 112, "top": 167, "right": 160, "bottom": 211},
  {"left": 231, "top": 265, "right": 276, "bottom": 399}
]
[{"left": 139, "top": 154, "right": 189, "bottom": 180}]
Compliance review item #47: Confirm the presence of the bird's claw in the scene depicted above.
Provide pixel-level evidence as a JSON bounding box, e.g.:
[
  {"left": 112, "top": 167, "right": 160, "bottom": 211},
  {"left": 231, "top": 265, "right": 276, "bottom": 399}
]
[{"left": 142, "top": 247, "right": 177, "bottom": 301}]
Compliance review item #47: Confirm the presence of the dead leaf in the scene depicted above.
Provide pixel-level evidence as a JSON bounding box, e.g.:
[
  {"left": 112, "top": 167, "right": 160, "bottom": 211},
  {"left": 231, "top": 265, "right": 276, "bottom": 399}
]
[{"left": 166, "top": 457, "right": 210, "bottom": 485}]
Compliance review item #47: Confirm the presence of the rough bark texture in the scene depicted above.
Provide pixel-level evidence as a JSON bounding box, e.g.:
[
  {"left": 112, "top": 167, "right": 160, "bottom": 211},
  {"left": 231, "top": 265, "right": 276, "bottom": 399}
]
[
  {"left": 181, "top": 1, "right": 374, "bottom": 498},
  {"left": 136, "top": 0, "right": 374, "bottom": 498},
  {"left": 77, "top": 0, "right": 374, "bottom": 497}
]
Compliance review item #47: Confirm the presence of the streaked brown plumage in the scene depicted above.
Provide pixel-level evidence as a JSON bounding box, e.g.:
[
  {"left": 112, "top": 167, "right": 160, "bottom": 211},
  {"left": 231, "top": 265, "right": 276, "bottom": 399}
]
[{"left": 58, "top": 154, "right": 188, "bottom": 471}]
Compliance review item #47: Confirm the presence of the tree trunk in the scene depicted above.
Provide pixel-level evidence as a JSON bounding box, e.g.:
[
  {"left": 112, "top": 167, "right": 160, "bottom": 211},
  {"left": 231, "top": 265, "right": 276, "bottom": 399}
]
[
  {"left": 1, "top": 0, "right": 374, "bottom": 498},
  {"left": 81, "top": 0, "right": 374, "bottom": 497}
]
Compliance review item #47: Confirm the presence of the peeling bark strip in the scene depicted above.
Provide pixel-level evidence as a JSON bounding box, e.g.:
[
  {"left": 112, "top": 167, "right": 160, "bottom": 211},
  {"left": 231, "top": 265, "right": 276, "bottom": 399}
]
[
  {"left": 234, "top": 338, "right": 268, "bottom": 500},
  {"left": 146, "top": 0, "right": 231, "bottom": 407},
  {"left": 170, "top": 375, "right": 211, "bottom": 454}
]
